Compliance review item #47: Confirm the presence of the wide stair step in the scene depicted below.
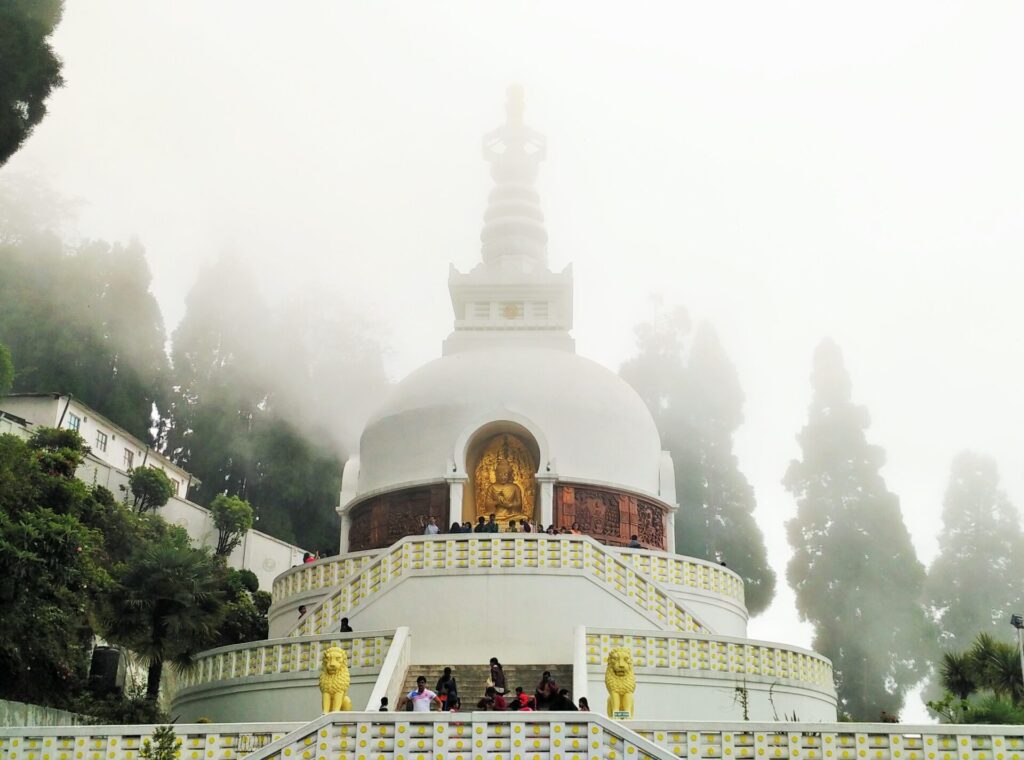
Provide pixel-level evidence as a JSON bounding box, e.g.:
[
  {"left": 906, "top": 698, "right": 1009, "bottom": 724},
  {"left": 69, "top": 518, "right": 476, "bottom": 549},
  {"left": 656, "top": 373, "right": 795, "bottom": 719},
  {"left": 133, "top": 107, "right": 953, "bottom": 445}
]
[{"left": 400, "top": 664, "right": 573, "bottom": 709}]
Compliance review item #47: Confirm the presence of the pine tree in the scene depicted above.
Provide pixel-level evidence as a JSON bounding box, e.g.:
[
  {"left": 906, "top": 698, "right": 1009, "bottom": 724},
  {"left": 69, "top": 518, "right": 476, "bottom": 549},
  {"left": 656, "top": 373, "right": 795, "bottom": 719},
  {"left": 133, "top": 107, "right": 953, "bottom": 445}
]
[
  {"left": 621, "top": 313, "right": 775, "bottom": 614},
  {"left": 785, "top": 339, "right": 931, "bottom": 720},
  {"left": 927, "top": 452, "right": 1024, "bottom": 647}
]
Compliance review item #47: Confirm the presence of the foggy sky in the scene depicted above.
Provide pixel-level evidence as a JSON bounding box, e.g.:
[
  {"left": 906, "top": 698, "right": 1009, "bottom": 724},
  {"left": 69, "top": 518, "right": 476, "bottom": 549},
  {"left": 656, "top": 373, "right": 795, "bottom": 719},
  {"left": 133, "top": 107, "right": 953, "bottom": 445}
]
[{"left": 5, "top": 1, "right": 1024, "bottom": 718}]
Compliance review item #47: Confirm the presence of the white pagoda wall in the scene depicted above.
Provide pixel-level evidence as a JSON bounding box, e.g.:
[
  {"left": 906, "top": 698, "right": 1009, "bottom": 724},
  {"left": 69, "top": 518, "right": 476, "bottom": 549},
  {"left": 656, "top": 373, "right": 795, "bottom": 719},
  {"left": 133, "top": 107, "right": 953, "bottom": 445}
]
[
  {"left": 268, "top": 545, "right": 748, "bottom": 640},
  {"left": 584, "top": 672, "right": 836, "bottom": 722},
  {"left": 343, "top": 574, "right": 659, "bottom": 664}
]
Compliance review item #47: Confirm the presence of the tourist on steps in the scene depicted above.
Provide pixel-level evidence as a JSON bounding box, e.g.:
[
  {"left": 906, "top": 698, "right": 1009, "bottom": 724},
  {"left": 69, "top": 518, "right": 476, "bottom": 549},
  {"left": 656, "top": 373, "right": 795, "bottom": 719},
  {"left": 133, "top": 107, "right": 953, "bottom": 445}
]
[
  {"left": 435, "top": 667, "right": 458, "bottom": 708},
  {"left": 479, "top": 686, "right": 506, "bottom": 710},
  {"left": 535, "top": 670, "right": 558, "bottom": 709},
  {"left": 398, "top": 676, "right": 441, "bottom": 712},
  {"left": 488, "top": 657, "right": 507, "bottom": 694},
  {"left": 554, "top": 688, "right": 578, "bottom": 711}
]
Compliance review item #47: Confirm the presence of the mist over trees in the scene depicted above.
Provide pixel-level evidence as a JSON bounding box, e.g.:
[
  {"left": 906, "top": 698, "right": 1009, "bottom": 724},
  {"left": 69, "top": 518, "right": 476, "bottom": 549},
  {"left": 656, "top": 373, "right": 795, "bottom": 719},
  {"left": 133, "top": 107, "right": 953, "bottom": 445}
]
[
  {"left": 0, "top": 179, "right": 388, "bottom": 552},
  {"left": 0, "top": 1, "right": 65, "bottom": 166},
  {"left": 621, "top": 306, "right": 776, "bottom": 615},
  {"left": 926, "top": 452, "right": 1024, "bottom": 647},
  {"left": 0, "top": 211, "right": 171, "bottom": 441},
  {"left": 165, "top": 255, "right": 389, "bottom": 551},
  {"left": 785, "top": 339, "right": 931, "bottom": 720}
]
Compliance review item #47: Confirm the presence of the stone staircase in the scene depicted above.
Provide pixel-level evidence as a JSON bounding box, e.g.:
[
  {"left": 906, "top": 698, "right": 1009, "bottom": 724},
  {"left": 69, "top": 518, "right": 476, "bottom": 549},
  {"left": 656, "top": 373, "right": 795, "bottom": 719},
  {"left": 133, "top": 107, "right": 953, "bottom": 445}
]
[{"left": 398, "top": 663, "right": 574, "bottom": 709}]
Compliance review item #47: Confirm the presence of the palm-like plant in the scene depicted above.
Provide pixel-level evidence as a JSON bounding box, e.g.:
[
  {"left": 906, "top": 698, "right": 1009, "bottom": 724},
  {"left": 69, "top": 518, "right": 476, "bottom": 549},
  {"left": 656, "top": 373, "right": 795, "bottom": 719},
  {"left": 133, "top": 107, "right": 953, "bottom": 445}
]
[
  {"left": 968, "top": 633, "right": 1023, "bottom": 702},
  {"left": 940, "top": 650, "right": 977, "bottom": 700},
  {"left": 100, "top": 541, "right": 227, "bottom": 699}
]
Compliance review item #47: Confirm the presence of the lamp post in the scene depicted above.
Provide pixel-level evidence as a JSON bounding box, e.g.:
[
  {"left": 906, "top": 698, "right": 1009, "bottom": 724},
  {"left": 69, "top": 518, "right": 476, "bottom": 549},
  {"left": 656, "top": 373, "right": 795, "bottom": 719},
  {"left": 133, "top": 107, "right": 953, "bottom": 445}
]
[{"left": 1011, "top": 614, "right": 1024, "bottom": 692}]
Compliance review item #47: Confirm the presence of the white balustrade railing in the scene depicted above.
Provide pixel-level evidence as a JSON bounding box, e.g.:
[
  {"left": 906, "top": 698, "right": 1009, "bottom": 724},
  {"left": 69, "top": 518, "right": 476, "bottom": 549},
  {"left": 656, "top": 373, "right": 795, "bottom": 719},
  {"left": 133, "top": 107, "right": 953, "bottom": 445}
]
[
  {"left": 625, "top": 723, "right": 1024, "bottom": 760},
  {"left": 0, "top": 725, "right": 302, "bottom": 760},
  {"left": 271, "top": 544, "right": 744, "bottom": 608},
  {"left": 271, "top": 551, "right": 379, "bottom": 604},
  {"left": 6, "top": 721, "right": 1024, "bottom": 760},
  {"left": 620, "top": 550, "right": 745, "bottom": 604},
  {"left": 247, "top": 711, "right": 677, "bottom": 760},
  {"left": 177, "top": 632, "right": 395, "bottom": 691},
  {"left": 585, "top": 629, "right": 834, "bottom": 692},
  {"left": 292, "top": 535, "right": 710, "bottom": 638}
]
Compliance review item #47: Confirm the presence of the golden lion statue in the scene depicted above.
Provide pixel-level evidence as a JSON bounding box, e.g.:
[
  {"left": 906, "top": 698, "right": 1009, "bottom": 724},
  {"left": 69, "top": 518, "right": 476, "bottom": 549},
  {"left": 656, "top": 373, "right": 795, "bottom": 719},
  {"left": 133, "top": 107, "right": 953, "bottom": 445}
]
[
  {"left": 318, "top": 645, "right": 352, "bottom": 713},
  {"left": 605, "top": 646, "right": 636, "bottom": 718}
]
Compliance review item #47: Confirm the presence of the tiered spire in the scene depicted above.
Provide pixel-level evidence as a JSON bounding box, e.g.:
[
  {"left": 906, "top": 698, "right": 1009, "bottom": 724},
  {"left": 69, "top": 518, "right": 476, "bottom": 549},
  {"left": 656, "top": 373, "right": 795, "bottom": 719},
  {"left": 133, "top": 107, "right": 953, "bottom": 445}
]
[
  {"left": 443, "top": 86, "right": 573, "bottom": 355},
  {"left": 480, "top": 85, "right": 549, "bottom": 272}
]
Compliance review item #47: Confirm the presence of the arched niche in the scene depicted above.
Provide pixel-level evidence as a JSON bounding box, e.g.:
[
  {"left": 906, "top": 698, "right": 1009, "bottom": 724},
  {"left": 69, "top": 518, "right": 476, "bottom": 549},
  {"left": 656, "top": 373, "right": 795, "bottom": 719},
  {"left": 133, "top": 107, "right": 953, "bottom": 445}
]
[{"left": 461, "top": 421, "right": 541, "bottom": 527}]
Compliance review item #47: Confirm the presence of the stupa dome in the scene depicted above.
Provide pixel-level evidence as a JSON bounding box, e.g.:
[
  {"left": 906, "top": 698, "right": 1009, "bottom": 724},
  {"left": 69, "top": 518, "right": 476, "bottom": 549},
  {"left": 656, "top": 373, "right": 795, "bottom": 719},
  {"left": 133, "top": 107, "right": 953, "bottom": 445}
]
[{"left": 355, "top": 346, "right": 664, "bottom": 498}]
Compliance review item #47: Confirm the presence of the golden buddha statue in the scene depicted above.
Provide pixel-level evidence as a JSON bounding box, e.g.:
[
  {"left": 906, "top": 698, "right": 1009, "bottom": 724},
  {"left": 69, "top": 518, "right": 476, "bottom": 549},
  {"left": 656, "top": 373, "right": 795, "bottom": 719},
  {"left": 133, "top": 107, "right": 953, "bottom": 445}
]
[
  {"left": 486, "top": 456, "right": 524, "bottom": 518},
  {"left": 475, "top": 434, "right": 535, "bottom": 525}
]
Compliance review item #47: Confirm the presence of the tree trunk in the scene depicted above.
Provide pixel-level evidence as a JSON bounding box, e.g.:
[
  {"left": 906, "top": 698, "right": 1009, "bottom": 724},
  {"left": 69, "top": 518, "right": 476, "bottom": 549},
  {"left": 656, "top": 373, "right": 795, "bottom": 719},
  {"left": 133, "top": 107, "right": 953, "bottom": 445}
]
[{"left": 146, "top": 660, "right": 163, "bottom": 700}]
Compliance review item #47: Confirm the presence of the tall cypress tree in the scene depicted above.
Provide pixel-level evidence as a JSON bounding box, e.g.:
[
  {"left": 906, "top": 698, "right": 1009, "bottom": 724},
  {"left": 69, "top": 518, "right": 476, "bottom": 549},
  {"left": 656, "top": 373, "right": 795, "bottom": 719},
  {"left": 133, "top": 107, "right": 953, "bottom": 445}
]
[
  {"left": 785, "top": 339, "right": 931, "bottom": 720},
  {"left": 622, "top": 313, "right": 775, "bottom": 614},
  {"left": 927, "top": 451, "right": 1024, "bottom": 647}
]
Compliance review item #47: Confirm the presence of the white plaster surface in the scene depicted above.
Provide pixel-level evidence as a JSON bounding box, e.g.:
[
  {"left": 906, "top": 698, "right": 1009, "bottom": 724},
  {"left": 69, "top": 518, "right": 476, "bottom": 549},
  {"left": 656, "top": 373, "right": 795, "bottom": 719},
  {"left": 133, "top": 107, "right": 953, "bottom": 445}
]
[
  {"left": 356, "top": 347, "right": 665, "bottom": 499},
  {"left": 172, "top": 672, "right": 380, "bottom": 724},
  {"left": 585, "top": 672, "right": 837, "bottom": 722},
  {"left": 342, "top": 573, "right": 660, "bottom": 664}
]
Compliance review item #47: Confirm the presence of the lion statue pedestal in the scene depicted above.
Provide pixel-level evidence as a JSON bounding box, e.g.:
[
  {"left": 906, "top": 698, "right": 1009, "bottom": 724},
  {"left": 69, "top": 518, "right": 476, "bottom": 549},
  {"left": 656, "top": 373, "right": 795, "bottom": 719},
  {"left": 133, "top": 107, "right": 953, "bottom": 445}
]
[
  {"left": 318, "top": 645, "right": 353, "bottom": 713},
  {"left": 605, "top": 646, "right": 636, "bottom": 719}
]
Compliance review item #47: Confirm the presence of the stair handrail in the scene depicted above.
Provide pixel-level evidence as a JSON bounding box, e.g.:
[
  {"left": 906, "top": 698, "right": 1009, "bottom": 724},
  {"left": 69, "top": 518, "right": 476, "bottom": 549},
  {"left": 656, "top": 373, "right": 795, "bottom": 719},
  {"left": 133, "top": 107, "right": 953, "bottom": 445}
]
[
  {"left": 364, "top": 626, "right": 411, "bottom": 710},
  {"left": 289, "top": 534, "right": 711, "bottom": 638},
  {"left": 271, "top": 549, "right": 380, "bottom": 604}
]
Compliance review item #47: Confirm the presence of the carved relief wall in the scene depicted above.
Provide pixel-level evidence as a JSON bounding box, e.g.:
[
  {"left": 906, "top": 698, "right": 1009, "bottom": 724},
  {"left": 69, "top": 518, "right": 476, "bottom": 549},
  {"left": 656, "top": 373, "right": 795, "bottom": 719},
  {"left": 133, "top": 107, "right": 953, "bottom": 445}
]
[
  {"left": 554, "top": 484, "right": 667, "bottom": 551},
  {"left": 348, "top": 484, "right": 449, "bottom": 552}
]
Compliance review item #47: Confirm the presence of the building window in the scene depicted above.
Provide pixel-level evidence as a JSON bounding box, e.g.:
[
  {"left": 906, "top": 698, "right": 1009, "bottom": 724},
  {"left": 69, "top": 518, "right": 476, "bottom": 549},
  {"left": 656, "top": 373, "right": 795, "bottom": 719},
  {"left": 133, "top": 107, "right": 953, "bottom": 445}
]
[
  {"left": 95, "top": 430, "right": 108, "bottom": 452},
  {"left": 170, "top": 478, "right": 180, "bottom": 496},
  {"left": 123, "top": 449, "right": 134, "bottom": 469},
  {"left": 66, "top": 413, "right": 81, "bottom": 432}
]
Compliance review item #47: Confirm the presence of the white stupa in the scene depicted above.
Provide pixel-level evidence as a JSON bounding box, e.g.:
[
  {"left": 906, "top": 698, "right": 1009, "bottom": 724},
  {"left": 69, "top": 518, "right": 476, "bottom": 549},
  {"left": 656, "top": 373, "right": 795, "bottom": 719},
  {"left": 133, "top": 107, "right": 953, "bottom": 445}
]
[{"left": 170, "top": 88, "right": 837, "bottom": 725}]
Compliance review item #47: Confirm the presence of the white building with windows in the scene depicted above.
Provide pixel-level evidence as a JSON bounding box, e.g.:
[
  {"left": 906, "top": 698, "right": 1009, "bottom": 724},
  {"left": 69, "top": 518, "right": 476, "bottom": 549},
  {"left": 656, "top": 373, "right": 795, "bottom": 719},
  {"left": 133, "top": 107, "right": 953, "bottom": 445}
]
[
  {"left": 0, "top": 392, "right": 307, "bottom": 590},
  {"left": 1, "top": 392, "right": 192, "bottom": 497}
]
